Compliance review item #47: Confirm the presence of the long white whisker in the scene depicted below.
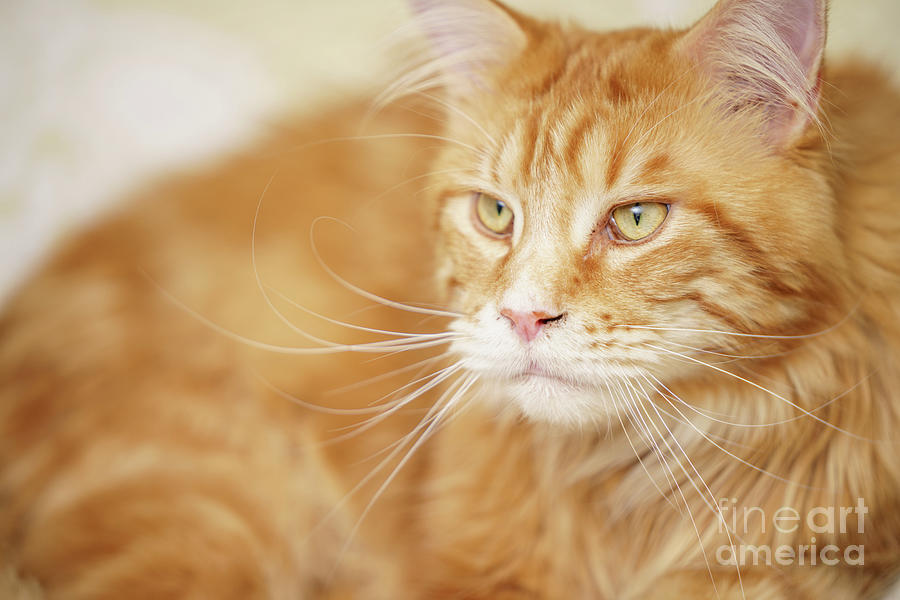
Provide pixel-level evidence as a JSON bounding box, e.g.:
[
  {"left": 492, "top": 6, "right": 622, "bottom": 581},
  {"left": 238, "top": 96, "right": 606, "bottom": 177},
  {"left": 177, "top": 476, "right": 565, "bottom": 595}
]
[
  {"left": 623, "top": 306, "right": 857, "bottom": 340},
  {"left": 354, "top": 166, "right": 471, "bottom": 214},
  {"left": 417, "top": 91, "right": 497, "bottom": 148},
  {"left": 307, "top": 374, "right": 468, "bottom": 555},
  {"left": 358, "top": 361, "right": 460, "bottom": 410},
  {"left": 324, "top": 355, "right": 445, "bottom": 397},
  {"left": 647, "top": 343, "right": 875, "bottom": 441},
  {"left": 254, "top": 370, "right": 405, "bottom": 416},
  {"left": 610, "top": 375, "right": 681, "bottom": 498},
  {"left": 652, "top": 402, "right": 755, "bottom": 449},
  {"left": 630, "top": 87, "right": 719, "bottom": 150},
  {"left": 643, "top": 372, "right": 818, "bottom": 489},
  {"left": 629, "top": 373, "right": 740, "bottom": 599},
  {"left": 626, "top": 373, "right": 717, "bottom": 517},
  {"left": 251, "top": 188, "right": 459, "bottom": 353},
  {"left": 323, "top": 363, "right": 464, "bottom": 444},
  {"left": 276, "top": 132, "right": 485, "bottom": 158},
  {"left": 331, "top": 374, "right": 478, "bottom": 578},
  {"left": 625, "top": 383, "right": 725, "bottom": 599},
  {"left": 603, "top": 379, "right": 679, "bottom": 511},
  {"left": 657, "top": 338, "right": 789, "bottom": 363},
  {"left": 310, "top": 216, "right": 464, "bottom": 319},
  {"left": 145, "top": 275, "right": 458, "bottom": 356},
  {"left": 619, "top": 68, "right": 698, "bottom": 152},
  {"left": 648, "top": 368, "right": 877, "bottom": 429},
  {"left": 267, "top": 286, "right": 453, "bottom": 341}
]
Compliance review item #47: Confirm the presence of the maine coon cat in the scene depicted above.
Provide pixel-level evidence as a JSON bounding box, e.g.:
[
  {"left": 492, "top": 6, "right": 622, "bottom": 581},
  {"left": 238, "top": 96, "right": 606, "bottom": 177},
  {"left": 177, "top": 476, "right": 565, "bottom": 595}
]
[{"left": 2, "top": 0, "right": 900, "bottom": 597}]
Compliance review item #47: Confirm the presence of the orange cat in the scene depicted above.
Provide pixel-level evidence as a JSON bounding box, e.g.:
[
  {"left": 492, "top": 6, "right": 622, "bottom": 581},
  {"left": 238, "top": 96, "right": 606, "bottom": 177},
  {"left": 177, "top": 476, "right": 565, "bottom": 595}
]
[{"left": 3, "top": 0, "right": 900, "bottom": 598}]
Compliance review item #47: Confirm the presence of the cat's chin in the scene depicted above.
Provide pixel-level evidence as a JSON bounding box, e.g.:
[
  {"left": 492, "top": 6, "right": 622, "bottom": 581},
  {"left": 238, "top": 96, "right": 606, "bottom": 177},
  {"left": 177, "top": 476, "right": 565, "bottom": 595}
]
[{"left": 481, "top": 376, "right": 611, "bottom": 427}]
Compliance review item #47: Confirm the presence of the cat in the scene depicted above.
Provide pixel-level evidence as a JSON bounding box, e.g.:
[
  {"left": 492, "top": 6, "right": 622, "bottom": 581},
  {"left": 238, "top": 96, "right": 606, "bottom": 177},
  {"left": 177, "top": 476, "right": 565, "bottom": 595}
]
[{"left": 2, "top": 0, "right": 900, "bottom": 597}]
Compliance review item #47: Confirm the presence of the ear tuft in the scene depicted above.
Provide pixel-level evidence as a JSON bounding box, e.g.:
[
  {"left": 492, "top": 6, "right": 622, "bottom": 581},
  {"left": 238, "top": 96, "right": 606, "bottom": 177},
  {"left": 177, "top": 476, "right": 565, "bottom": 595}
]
[
  {"left": 682, "top": 0, "right": 827, "bottom": 147},
  {"left": 406, "top": 0, "right": 528, "bottom": 94}
]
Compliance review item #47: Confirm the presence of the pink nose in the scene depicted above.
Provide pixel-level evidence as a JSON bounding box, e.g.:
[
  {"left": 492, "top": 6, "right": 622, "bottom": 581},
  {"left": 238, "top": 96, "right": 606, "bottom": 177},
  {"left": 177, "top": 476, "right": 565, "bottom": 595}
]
[{"left": 500, "top": 308, "right": 564, "bottom": 343}]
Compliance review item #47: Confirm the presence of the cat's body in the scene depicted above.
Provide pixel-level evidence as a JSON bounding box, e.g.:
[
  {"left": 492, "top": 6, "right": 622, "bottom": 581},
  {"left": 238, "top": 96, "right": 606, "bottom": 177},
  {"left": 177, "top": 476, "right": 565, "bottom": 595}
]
[{"left": 3, "top": 1, "right": 900, "bottom": 598}]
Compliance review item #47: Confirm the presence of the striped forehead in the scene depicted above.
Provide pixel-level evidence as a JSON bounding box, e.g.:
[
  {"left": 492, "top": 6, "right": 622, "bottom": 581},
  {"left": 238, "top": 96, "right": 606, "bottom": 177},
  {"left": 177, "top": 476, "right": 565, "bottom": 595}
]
[{"left": 480, "top": 99, "right": 664, "bottom": 252}]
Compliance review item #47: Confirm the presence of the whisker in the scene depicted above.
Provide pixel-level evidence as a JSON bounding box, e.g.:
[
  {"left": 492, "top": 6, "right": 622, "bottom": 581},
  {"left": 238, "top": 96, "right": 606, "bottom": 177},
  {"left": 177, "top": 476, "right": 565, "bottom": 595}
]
[
  {"left": 267, "top": 286, "right": 453, "bottom": 341},
  {"left": 361, "top": 335, "right": 459, "bottom": 364},
  {"left": 617, "top": 68, "right": 698, "bottom": 157},
  {"left": 609, "top": 368, "right": 729, "bottom": 598},
  {"left": 603, "top": 379, "right": 679, "bottom": 511},
  {"left": 641, "top": 372, "right": 818, "bottom": 489},
  {"left": 608, "top": 376, "right": 680, "bottom": 501},
  {"left": 647, "top": 369, "right": 877, "bottom": 429},
  {"left": 251, "top": 187, "right": 459, "bottom": 352},
  {"left": 324, "top": 354, "right": 445, "bottom": 397},
  {"left": 630, "top": 87, "right": 719, "bottom": 150},
  {"left": 625, "top": 373, "right": 718, "bottom": 516},
  {"left": 363, "top": 361, "right": 461, "bottom": 408},
  {"left": 275, "top": 132, "right": 485, "bottom": 159},
  {"left": 657, "top": 338, "right": 790, "bottom": 363},
  {"left": 145, "top": 275, "right": 458, "bottom": 355},
  {"left": 622, "top": 306, "right": 857, "bottom": 340},
  {"left": 353, "top": 166, "right": 471, "bottom": 214},
  {"left": 650, "top": 404, "right": 755, "bottom": 450},
  {"left": 310, "top": 216, "right": 465, "bottom": 319},
  {"left": 628, "top": 373, "right": 740, "bottom": 599},
  {"left": 646, "top": 343, "right": 876, "bottom": 441},
  {"left": 254, "top": 370, "right": 405, "bottom": 416},
  {"left": 331, "top": 374, "right": 478, "bottom": 578},
  {"left": 323, "top": 363, "right": 464, "bottom": 444},
  {"left": 355, "top": 375, "right": 478, "bottom": 468},
  {"left": 416, "top": 91, "right": 498, "bottom": 148},
  {"left": 307, "top": 374, "right": 469, "bottom": 559}
]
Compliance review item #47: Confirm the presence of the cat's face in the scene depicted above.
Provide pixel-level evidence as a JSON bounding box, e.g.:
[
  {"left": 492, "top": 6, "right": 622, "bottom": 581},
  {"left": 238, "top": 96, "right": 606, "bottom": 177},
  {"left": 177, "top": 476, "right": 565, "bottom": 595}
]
[{"left": 416, "top": 0, "right": 836, "bottom": 424}]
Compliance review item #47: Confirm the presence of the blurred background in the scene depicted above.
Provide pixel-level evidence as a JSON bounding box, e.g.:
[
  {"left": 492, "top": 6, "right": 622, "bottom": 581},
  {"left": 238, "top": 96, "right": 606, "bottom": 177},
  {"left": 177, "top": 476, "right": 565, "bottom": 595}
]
[{"left": 1, "top": 0, "right": 899, "bottom": 304}]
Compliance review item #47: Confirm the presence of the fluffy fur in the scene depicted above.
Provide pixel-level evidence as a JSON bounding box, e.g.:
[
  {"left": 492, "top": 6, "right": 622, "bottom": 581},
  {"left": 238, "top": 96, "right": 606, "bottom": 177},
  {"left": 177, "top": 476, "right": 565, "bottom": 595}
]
[{"left": 2, "top": 0, "right": 900, "bottom": 598}]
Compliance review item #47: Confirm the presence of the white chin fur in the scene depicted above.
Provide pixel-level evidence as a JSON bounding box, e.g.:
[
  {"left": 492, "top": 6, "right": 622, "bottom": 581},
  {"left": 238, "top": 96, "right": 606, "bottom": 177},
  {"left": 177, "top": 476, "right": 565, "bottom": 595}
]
[{"left": 482, "top": 377, "right": 610, "bottom": 427}]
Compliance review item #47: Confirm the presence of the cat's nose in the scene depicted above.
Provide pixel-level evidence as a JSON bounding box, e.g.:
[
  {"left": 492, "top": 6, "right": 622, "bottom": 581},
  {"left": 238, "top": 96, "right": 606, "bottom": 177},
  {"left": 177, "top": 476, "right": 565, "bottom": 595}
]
[{"left": 500, "top": 308, "right": 565, "bottom": 343}]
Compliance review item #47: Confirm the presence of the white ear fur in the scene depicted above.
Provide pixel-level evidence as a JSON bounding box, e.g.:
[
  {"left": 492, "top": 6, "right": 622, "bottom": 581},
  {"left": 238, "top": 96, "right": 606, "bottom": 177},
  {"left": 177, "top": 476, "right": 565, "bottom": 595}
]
[
  {"left": 682, "top": 0, "right": 827, "bottom": 146},
  {"left": 408, "top": 0, "right": 528, "bottom": 94}
]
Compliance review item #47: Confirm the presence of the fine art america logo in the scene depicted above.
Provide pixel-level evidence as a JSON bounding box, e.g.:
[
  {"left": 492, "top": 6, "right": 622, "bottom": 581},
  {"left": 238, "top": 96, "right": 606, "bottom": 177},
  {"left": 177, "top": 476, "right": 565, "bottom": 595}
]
[{"left": 716, "top": 498, "right": 867, "bottom": 566}]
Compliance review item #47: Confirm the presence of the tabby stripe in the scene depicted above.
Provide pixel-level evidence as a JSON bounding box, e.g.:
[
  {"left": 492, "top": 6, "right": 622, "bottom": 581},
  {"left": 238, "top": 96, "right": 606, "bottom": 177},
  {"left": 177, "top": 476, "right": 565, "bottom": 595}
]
[
  {"left": 519, "top": 110, "right": 542, "bottom": 180},
  {"left": 563, "top": 111, "right": 596, "bottom": 182},
  {"left": 649, "top": 291, "right": 748, "bottom": 333},
  {"left": 694, "top": 204, "right": 805, "bottom": 299},
  {"left": 605, "top": 137, "right": 627, "bottom": 190}
]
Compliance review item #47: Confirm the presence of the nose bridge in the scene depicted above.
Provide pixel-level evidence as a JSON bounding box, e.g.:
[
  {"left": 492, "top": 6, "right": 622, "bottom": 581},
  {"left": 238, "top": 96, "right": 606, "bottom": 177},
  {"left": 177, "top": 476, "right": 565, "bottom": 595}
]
[{"left": 499, "top": 231, "right": 565, "bottom": 312}]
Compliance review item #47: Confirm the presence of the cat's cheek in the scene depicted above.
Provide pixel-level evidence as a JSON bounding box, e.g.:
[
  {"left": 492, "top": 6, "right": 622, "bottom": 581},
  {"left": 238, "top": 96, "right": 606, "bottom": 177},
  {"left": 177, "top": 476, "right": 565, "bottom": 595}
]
[{"left": 440, "top": 197, "right": 510, "bottom": 282}]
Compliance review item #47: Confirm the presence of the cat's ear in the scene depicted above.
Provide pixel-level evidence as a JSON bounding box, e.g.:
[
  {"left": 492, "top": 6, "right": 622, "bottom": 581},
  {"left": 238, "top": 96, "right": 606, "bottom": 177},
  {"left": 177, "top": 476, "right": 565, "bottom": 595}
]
[
  {"left": 680, "top": 0, "right": 827, "bottom": 147},
  {"left": 408, "top": 0, "right": 530, "bottom": 95}
]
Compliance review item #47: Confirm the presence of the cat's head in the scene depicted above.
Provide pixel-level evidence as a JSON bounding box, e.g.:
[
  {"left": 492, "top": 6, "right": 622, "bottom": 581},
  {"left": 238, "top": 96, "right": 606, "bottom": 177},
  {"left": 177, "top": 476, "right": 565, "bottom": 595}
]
[{"left": 410, "top": 0, "right": 842, "bottom": 425}]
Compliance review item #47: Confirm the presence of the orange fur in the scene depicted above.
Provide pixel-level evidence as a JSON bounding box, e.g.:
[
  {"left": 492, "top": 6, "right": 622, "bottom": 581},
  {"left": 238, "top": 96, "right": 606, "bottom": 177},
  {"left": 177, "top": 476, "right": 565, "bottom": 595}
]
[{"left": 3, "top": 1, "right": 900, "bottom": 598}]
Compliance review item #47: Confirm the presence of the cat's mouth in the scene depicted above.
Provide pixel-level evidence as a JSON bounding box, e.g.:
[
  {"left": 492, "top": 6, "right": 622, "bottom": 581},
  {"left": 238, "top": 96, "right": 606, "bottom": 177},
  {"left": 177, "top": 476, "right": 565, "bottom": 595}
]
[
  {"left": 499, "top": 360, "right": 604, "bottom": 425},
  {"left": 516, "top": 362, "right": 581, "bottom": 386}
]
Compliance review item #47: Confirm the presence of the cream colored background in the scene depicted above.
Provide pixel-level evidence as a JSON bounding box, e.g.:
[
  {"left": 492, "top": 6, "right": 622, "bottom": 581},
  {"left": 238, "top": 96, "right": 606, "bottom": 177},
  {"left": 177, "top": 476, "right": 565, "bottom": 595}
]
[{"left": 1, "top": 0, "right": 898, "bottom": 303}]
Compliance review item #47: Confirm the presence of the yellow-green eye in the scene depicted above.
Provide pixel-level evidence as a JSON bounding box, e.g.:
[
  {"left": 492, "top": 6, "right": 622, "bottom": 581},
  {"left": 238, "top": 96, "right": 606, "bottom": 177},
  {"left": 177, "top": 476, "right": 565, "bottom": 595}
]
[
  {"left": 611, "top": 202, "right": 669, "bottom": 241},
  {"left": 474, "top": 193, "right": 514, "bottom": 237}
]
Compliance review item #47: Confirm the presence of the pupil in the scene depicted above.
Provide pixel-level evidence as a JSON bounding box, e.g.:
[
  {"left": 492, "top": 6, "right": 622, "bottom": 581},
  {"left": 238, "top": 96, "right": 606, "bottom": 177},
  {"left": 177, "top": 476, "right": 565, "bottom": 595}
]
[
  {"left": 631, "top": 203, "right": 642, "bottom": 226},
  {"left": 495, "top": 202, "right": 504, "bottom": 216}
]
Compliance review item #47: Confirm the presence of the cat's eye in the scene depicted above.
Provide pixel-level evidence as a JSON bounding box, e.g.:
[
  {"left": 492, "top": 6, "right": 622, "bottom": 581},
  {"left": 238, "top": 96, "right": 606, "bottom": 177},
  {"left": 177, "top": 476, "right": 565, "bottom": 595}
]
[
  {"left": 473, "top": 193, "right": 514, "bottom": 237},
  {"left": 610, "top": 202, "right": 669, "bottom": 241}
]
